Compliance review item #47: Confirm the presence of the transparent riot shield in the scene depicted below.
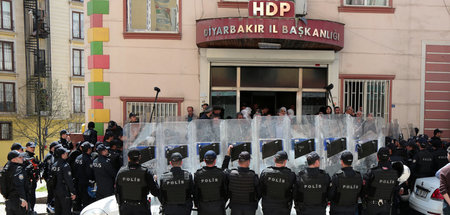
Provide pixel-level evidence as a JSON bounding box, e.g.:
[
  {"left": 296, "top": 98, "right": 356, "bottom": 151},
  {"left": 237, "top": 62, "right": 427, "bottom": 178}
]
[
  {"left": 189, "top": 119, "right": 223, "bottom": 168},
  {"left": 154, "top": 116, "right": 187, "bottom": 123},
  {"left": 222, "top": 119, "right": 254, "bottom": 170},
  {"left": 289, "top": 115, "right": 318, "bottom": 173},
  {"left": 254, "top": 116, "right": 291, "bottom": 173},
  {"left": 318, "top": 114, "right": 348, "bottom": 175},
  {"left": 350, "top": 116, "right": 386, "bottom": 174},
  {"left": 122, "top": 123, "right": 158, "bottom": 171},
  {"left": 156, "top": 122, "right": 193, "bottom": 176}
]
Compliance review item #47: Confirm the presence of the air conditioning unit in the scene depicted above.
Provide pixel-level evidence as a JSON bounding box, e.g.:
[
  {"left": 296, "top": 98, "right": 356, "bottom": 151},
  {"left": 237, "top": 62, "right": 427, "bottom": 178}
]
[{"left": 295, "top": 0, "right": 307, "bottom": 16}]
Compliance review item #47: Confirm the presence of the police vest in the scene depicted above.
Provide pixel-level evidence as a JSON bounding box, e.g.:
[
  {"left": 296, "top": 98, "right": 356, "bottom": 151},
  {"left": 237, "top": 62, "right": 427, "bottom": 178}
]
[
  {"left": 417, "top": 151, "right": 433, "bottom": 176},
  {"left": 116, "top": 167, "right": 148, "bottom": 202},
  {"left": 262, "top": 167, "right": 292, "bottom": 201},
  {"left": 297, "top": 169, "right": 329, "bottom": 206},
  {"left": 195, "top": 167, "right": 225, "bottom": 202},
  {"left": 368, "top": 167, "right": 397, "bottom": 200},
  {"left": 161, "top": 170, "right": 190, "bottom": 204},
  {"left": 335, "top": 170, "right": 362, "bottom": 206},
  {"left": 228, "top": 169, "right": 257, "bottom": 204}
]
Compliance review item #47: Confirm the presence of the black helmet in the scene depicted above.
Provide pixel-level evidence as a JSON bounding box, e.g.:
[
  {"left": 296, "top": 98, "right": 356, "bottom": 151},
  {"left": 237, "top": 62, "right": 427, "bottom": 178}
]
[
  {"left": 55, "top": 147, "right": 69, "bottom": 158},
  {"left": 81, "top": 142, "right": 94, "bottom": 153}
]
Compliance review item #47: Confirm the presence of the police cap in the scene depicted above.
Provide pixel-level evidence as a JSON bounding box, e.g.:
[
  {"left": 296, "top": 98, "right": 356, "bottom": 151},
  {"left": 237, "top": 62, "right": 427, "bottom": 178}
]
[
  {"left": 128, "top": 147, "right": 141, "bottom": 160},
  {"left": 26, "top": 142, "right": 36, "bottom": 148},
  {"left": 377, "top": 147, "right": 390, "bottom": 161},
  {"left": 170, "top": 152, "right": 183, "bottom": 162},
  {"left": 435, "top": 128, "right": 443, "bottom": 136},
  {"left": 7, "top": 150, "right": 23, "bottom": 161},
  {"left": 81, "top": 142, "right": 94, "bottom": 152},
  {"left": 274, "top": 150, "right": 288, "bottom": 161},
  {"left": 238, "top": 151, "right": 251, "bottom": 162},
  {"left": 55, "top": 147, "right": 69, "bottom": 157},
  {"left": 204, "top": 150, "right": 217, "bottom": 162},
  {"left": 96, "top": 144, "right": 107, "bottom": 152},
  {"left": 306, "top": 152, "right": 320, "bottom": 165},
  {"left": 340, "top": 151, "right": 353, "bottom": 165},
  {"left": 60, "top": 129, "right": 68, "bottom": 136},
  {"left": 129, "top": 112, "right": 136, "bottom": 118},
  {"left": 49, "top": 141, "right": 59, "bottom": 150},
  {"left": 417, "top": 137, "right": 428, "bottom": 148},
  {"left": 10, "top": 142, "right": 23, "bottom": 151}
]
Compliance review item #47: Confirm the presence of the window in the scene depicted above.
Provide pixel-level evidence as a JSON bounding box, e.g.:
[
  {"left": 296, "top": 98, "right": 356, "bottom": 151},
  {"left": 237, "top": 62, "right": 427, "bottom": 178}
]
[
  {"left": 344, "top": 0, "right": 388, "bottom": 6},
  {"left": 72, "top": 49, "right": 84, "bottom": 76},
  {"left": 72, "top": 11, "right": 84, "bottom": 39},
  {"left": 127, "top": 0, "right": 179, "bottom": 33},
  {"left": 73, "top": 86, "right": 84, "bottom": 113},
  {"left": 0, "top": 122, "right": 11, "bottom": 140},
  {"left": 72, "top": 0, "right": 84, "bottom": 2},
  {"left": 126, "top": 101, "right": 178, "bottom": 122},
  {"left": 0, "top": 0, "right": 12, "bottom": 30},
  {"left": 343, "top": 79, "right": 390, "bottom": 119},
  {"left": 0, "top": 41, "right": 13, "bottom": 71},
  {"left": 68, "top": 122, "right": 83, "bottom": 133},
  {"left": 0, "top": 82, "right": 15, "bottom": 112}
]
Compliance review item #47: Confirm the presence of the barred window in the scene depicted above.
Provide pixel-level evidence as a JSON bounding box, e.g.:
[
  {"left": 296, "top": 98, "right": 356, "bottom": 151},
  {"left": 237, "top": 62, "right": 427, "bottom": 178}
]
[
  {"left": 344, "top": 0, "right": 388, "bottom": 6},
  {"left": 126, "top": 101, "right": 178, "bottom": 122},
  {"left": 0, "top": 121, "right": 11, "bottom": 140},
  {"left": 343, "top": 79, "right": 390, "bottom": 119}
]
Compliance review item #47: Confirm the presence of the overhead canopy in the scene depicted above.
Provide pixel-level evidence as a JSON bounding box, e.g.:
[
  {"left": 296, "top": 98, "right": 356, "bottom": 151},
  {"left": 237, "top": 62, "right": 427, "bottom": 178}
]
[{"left": 196, "top": 18, "right": 345, "bottom": 51}]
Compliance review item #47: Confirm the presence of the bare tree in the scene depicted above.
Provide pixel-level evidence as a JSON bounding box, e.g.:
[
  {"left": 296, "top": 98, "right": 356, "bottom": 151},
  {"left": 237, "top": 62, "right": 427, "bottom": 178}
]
[{"left": 14, "top": 81, "right": 84, "bottom": 160}]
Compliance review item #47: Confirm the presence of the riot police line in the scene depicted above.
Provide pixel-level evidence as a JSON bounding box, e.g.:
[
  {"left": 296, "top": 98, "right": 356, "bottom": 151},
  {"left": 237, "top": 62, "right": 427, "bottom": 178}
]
[{"left": 1, "top": 114, "right": 443, "bottom": 215}]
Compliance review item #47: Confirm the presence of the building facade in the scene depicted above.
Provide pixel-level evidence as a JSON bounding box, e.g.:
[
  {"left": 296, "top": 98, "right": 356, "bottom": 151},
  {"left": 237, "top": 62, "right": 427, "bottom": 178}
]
[
  {"left": 85, "top": 0, "right": 450, "bottom": 141},
  {"left": 0, "top": 0, "right": 86, "bottom": 165}
]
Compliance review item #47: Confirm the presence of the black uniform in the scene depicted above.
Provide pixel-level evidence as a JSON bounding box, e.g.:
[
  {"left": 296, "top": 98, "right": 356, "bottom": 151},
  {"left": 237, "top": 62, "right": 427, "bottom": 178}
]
[
  {"left": 411, "top": 149, "right": 434, "bottom": 178},
  {"left": 115, "top": 163, "right": 159, "bottom": 215},
  {"left": 193, "top": 166, "right": 228, "bottom": 215},
  {"left": 52, "top": 158, "right": 76, "bottom": 215},
  {"left": 391, "top": 148, "right": 407, "bottom": 164},
  {"left": 22, "top": 151, "right": 40, "bottom": 211},
  {"left": 83, "top": 129, "right": 98, "bottom": 144},
  {"left": 159, "top": 167, "right": 194, "bottom": 215},
  {"left": 259, "top": 166, "right": 296, "bottom": 215},
  {"left": 93, "top": 154, "right": 117, "bottom": 200},
  {"left": 74, "top": 153, "right": 95, "bottom": 209},
  {"left": 227, "top": 167, "right": 260, "bottom": 215},
  {"left": 363, "top": 161, "right": 398, "bottom": 215},
  {"left": 42, "top": 151, "right": 55, "bottom": 206},
  {"left": 329, "top": 167, "right": 362, "bottom": 215},
  {"left": 58, "top": 138, "right": 73, "bottom": 151},
  {"left": 3, "top": 161, "right": 29, "bottom": 215},
  {"left": 294, "top": 167, "right": 330, "bottom": 215},
  {"left": 109, "top": 149, "right": 123, "bottom": 172},
  {"left": 432, "top": 147, "right": 448, "bottom": 172}
]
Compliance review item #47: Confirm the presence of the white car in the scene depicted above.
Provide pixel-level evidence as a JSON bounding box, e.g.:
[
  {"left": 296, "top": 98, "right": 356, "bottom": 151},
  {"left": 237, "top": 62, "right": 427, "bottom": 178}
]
[{"left": 409, "top": 177, "right": 443, "bottom": 215}]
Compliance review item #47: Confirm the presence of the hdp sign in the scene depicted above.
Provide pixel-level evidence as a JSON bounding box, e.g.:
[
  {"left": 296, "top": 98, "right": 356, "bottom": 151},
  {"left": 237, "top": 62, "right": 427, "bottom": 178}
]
[{"left": 249, "top": 1, "right": 295, "bottom": 18}]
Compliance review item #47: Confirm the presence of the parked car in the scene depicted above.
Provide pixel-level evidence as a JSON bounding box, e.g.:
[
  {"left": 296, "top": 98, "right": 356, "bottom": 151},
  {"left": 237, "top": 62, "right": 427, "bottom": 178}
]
[{"left": 409, "top": 177, "right": 443, "bottom": 215}]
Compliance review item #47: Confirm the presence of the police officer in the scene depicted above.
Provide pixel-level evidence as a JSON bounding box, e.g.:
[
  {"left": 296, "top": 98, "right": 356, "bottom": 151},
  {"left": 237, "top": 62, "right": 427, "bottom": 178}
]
[
  {"left": 193, "top": 150, "right": 228, "bottom": 215},
  {"left": 259, "top": 151, "right": 296, "bottom": 215},
  {"left": 58, "top": 130, "right": 73, "bottom": 150},
  {"left": 3, "top": 151, "right": 28, "bottom": 215},
  {"left": 93, "top": 144, "right": 117, "bottom": 200},
  {"left": 115, "top": 147, "right": 159, "bottom": 215},
  {"left": 294, "top": 152, "right": 330, "bottom": 215},
  {"left": 362, "top": 147, "right": 399, "bottom": 215},
  {"left": 226, "top": 151, "right": 260, "bottom": 215},
  {"left": 159, "top": 152, "right": 194, "bottom": 215},
  {"left": 22, "top": 142, "right": 41, "bottom": 212},
  {"left": 329, "top": 151, "right": 362, "bottom": 215},
  {"left": 74, "top": 142, "right": 96, "bottom": 210},
  {"left": 83, "top": 122, "right": 98, "bottom": 144},
  {"left": 109, "top": 139, "right": 124, "bottom": 172},
  {"left": 431, "top": 139, "right": 448, "bottom": 172},
  {"left": 391, "top": 140, "right": 408, "bottom": 163},
  {"left": 42, "top": 141, "right": 59, "bottom": 213},
  {"left": 52, "top": 147, "right": 77, "bottom": 215},
  {"left": 411, "top": 138, "right": 434, "bottom": 182}
]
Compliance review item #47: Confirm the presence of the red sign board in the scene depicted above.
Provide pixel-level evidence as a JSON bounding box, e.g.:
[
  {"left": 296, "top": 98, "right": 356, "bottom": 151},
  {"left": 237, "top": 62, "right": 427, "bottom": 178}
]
[
  {"left": 196, "top": 18, "right": 345, "bottom": 51},
  {"left": 249, "top": 1, "right": 295, "bottom": 18}
]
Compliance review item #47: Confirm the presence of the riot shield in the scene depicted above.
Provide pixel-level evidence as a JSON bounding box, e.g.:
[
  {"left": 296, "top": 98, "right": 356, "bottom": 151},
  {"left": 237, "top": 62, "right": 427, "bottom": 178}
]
[
  {"left": 350, "top": 116, "right": 386, "bottom": 174},
  {"left": 122, "top": 123, "right": 158, "bottom": 171},
  {"left": 289, "top": 115, "right": 318, "bottom": 173},
  {"left": 254, "top": 116, "right": 290, "bottom": 173},
  {"left": 189, "top": 119, "right": 223, "bottom": 168},
  {"left": 156, "top": 122, "right": 193, "bottom": 176},
  {"left": 318, "top": 114, "right": 348, "bottom": 175},
  {"left": 222, "top": 119, "right": 254, "bottom": 169}
]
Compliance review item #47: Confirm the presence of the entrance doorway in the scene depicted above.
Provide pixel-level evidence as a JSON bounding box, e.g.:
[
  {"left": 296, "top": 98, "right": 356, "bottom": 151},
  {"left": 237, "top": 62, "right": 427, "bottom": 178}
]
[{"left": 240, "top": 91, "right": 296, "bottom": 115}]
